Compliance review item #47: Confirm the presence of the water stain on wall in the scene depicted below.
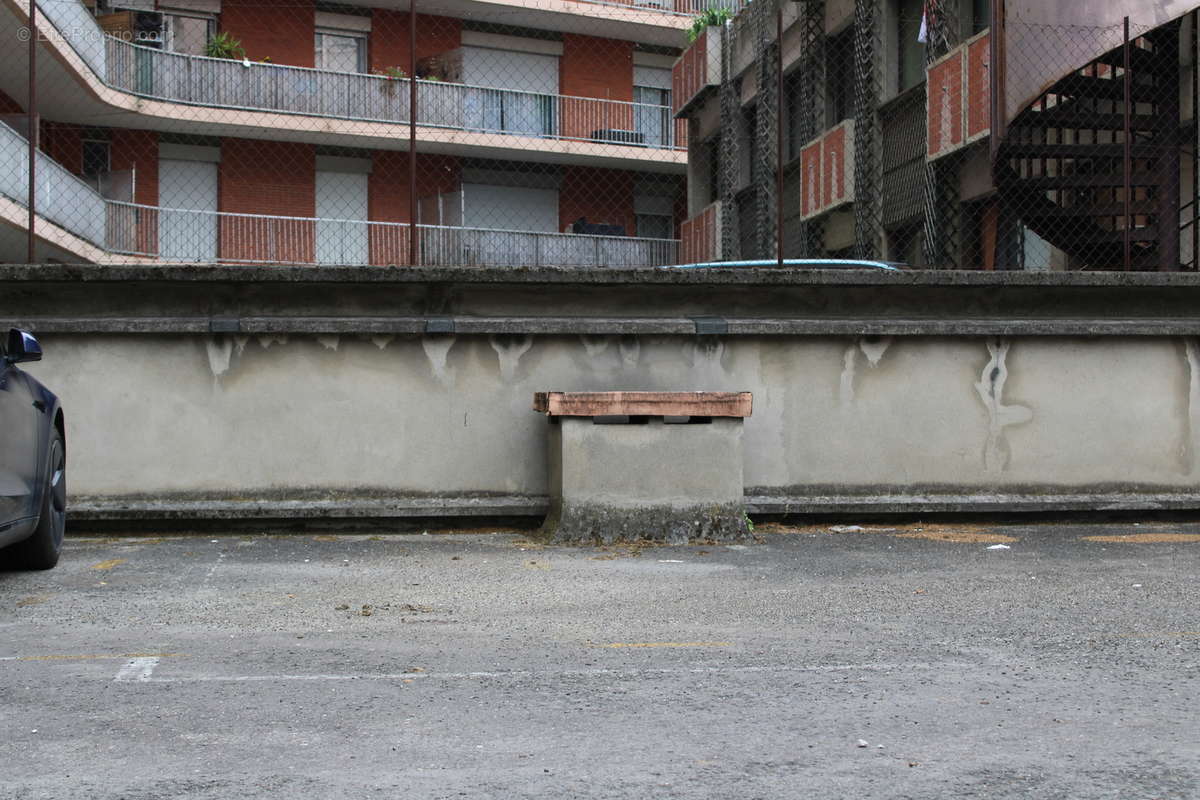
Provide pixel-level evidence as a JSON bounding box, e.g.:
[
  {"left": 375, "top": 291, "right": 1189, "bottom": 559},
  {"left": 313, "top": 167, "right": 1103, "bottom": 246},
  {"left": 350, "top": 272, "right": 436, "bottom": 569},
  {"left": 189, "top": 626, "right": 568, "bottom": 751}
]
[
  {"left": 490, "top": 334, "right": 533, "bottom": 382},
  {"left": 975, "top": 338, "right": 1033, "bottom": 473},
  {"left": 205, "top": 336, "right": 234, "bottom": 380},
  {"left": 619, "top": 335, "right": 641, "bottom": 368},
  {"left": 839, "top": 336, "right": 893, "bottom": 404},
  {"left": 1180, "top": 339, "right": 1200, "bottom": 474},
  {"left": 421, "top": 335, "right": 457, "bottom": 386}
]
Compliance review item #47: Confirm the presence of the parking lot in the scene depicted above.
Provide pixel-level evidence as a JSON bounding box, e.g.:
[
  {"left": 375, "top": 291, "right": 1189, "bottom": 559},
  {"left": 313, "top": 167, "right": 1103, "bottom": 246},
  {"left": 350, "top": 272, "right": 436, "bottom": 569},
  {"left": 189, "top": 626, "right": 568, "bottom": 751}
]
[{"left": 2, "top": 519, "right": 1199, "bottom": 799}]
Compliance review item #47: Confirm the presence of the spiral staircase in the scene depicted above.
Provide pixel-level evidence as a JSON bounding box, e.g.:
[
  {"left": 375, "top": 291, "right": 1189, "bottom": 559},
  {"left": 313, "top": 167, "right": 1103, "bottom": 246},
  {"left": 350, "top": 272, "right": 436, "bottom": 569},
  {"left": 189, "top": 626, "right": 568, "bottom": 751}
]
[{"left": 994, "top": 20, "right": 1186, "bottom": 269}]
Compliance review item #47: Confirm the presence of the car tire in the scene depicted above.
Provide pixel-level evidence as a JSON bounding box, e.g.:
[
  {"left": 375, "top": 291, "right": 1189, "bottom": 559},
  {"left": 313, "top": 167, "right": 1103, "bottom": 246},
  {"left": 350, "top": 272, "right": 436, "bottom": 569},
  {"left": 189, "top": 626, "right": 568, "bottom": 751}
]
[{"left": 9, "top": 429, "right": 66, "bottom": 570}]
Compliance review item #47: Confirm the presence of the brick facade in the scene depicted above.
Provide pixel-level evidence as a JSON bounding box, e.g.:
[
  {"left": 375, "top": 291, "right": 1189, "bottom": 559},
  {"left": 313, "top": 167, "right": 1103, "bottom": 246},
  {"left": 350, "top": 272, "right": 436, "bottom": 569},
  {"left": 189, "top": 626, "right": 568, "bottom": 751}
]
[
  {"left": 560, "top": 34, "right": 634, "bottom": 140},
  {"left": 368, "top": 151, "right": 460, "bottom": 265},
  {"left": 369, "top": 12, "right": 461, "bottom": 76},
  {"left": 110, "top": 129, "right": 159, "bottom": 254},
  {"left": 220, "top": 0, "right": 315, "bottom": 68},
  {"left": 39, "top": 122, "right": 82, "bottom": 175},
  {"left": 219, "top": 138, "right": 316, "bottom": 263},
  {"left": 560, "top": 166, "right": 634, "bottom": 236}
]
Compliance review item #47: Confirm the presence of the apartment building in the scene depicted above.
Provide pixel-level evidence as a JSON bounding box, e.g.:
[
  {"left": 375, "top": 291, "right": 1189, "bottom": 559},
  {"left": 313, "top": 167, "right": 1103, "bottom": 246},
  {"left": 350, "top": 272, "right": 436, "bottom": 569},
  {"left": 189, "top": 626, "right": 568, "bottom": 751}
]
[
  {"left": 0, "top": 0, "right": 709, "bottom": 266},
  {"left": 676, "top": 0, "right": 1200, "bottom": 271}
]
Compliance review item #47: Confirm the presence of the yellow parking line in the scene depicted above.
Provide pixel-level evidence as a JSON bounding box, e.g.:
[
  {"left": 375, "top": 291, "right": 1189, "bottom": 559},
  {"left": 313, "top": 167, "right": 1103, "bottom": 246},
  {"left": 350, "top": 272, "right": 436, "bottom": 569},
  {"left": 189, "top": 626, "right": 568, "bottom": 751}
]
[
  {"left": 592, "top": 642, "right": 730, "bottom": 649},
  {"left": 1081, "top": 533, "right": 1200, "bottom": 543},
  {"left": 0, "top": 652, "right": 181, "bottom": 662}
]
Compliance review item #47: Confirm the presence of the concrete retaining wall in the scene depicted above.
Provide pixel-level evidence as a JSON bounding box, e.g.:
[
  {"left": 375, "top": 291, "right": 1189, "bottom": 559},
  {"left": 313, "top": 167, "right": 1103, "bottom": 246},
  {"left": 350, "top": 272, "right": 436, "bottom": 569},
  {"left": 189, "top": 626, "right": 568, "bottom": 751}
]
[{"left": 6, "top": 264, "right": 1200, "bottom": 519}]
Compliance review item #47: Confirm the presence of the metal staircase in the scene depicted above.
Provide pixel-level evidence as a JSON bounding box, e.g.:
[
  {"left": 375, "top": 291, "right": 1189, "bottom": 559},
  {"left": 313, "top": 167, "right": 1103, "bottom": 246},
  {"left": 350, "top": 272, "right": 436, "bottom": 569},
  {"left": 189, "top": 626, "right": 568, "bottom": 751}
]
[{"left": 994, "top": 20, "right": 1183, "bottom": 269}]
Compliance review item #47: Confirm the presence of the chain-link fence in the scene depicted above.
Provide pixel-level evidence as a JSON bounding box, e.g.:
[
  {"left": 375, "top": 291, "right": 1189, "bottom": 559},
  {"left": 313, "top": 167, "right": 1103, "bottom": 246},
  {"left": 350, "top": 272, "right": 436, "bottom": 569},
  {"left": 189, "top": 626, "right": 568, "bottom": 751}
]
[
  {"left": 1, "top": 0, "right": 1197, "bottom": 269},
  {"left": 2, "top": 0, "right": 733, "bottom": 267}
]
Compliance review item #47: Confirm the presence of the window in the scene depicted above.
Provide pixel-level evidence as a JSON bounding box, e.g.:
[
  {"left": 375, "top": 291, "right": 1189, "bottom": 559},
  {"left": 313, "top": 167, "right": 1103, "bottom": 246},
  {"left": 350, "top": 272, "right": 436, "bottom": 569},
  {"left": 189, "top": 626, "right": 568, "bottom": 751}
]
[
  {"left": 633, "top": 86, "right": 671, "bottom": 147},
  {"left": 633, "top": 66, "right": 673, "bottom": 147},
  {"left": 706, "top": 137, "right": 721, "bottom": 205},
  {"left": 896, "top": 0, "right": 925, "bottom": 93},
  {"left": 81, "top": 139, "right": 110, "bottom": 186},
  {"left": 785, "top": 69, "right": 802, "bottom": 161},
  {"left": 636, "top": 213, "right": 673, "bottom": 240},
  {"left": 971, "top": 0, "right": 991, "bottom": 35},
  {"left": 315, "top": 29, "right": 366, "bottom": 73},
  {"left": 826, "top": 28, "right": 854, "bottom": 127},
  {"left": 164, "top": 12, "right": 214, "bottom": 56}
]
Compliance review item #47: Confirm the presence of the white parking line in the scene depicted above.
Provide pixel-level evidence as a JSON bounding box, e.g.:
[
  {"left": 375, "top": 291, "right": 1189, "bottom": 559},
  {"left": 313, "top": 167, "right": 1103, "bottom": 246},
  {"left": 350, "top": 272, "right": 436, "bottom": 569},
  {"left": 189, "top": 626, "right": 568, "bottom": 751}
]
[
  {"left": 136, "top": 661, "right": 976, "bottom": 685},
  {"left": 114, "top": 656, "right": 161, "bottom": 682}
]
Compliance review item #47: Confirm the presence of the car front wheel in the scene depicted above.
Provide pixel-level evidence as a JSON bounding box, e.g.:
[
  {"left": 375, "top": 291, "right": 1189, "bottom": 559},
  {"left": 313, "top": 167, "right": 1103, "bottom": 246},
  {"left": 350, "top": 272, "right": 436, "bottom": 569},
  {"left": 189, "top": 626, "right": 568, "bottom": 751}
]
[{"left": 9, "top": 429, "right": 65, "bottom": 570}]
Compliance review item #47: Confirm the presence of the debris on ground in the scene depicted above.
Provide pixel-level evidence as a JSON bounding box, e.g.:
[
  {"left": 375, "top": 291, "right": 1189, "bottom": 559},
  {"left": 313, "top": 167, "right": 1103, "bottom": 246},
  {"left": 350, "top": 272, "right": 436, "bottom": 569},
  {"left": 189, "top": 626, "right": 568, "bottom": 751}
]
[
  {"left": 856, "top": 739, "right": 868, "bottom": 748},
  {"left": 987, "top": 544, "right": 1012, "bottom": 551}
]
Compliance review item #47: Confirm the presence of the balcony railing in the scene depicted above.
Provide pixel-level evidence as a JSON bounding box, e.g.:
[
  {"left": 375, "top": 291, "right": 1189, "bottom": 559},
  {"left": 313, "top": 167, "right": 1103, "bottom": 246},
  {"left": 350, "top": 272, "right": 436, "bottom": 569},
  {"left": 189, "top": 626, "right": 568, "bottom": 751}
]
[
  {"left": 92, "top": 33, "right": 685, "bottom": 151},
  {"left": 0, "top": 120, "right": 107, "bottom": 248},
  {"left": 0, "top": 119, "right": 678, "bottom": 266},
  {"left": 571, "top": 0, "right": 745, "bottom": 18},
  {"left": 106, "top": 202, "right": 680, "bottom": 268}
]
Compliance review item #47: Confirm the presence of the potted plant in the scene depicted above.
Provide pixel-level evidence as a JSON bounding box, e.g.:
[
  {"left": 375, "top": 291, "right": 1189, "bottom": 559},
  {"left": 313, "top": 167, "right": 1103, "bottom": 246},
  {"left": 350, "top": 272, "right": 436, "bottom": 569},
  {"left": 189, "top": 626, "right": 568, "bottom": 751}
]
[
  {"left": 375, "top": 65, "right": 407, "bottom": 96},
  {"left": 686, "top": 8, "right": 731, "bottom": 44},
  {"left": 205, "top": 31, "right": 245, "bottom": 60}
]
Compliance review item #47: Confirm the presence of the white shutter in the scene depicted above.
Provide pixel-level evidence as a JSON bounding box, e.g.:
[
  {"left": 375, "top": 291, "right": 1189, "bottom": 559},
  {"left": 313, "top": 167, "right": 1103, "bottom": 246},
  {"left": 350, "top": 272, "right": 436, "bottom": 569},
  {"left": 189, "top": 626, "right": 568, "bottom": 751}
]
[
  {"left": 316, "top": 170, "right": 369, "bottom": 265},
  {"left": 463, "top": 184, "right": 558, "bottom": 233},
  {"left": 158, "top": 158, "right": 217, "bottom": 261},
  {"left": 633, "top": 66, "right": 671, "bottom": 90},
  {"left": 461, "top": 48, "right": 558, "bottom": 94}
]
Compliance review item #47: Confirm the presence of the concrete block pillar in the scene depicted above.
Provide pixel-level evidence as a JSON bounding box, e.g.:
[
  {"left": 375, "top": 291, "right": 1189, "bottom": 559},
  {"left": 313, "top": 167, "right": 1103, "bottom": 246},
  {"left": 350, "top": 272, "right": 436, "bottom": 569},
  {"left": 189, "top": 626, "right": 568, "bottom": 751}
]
[{"left": 534, "top": 391, "right": 753, "bottom": 544}]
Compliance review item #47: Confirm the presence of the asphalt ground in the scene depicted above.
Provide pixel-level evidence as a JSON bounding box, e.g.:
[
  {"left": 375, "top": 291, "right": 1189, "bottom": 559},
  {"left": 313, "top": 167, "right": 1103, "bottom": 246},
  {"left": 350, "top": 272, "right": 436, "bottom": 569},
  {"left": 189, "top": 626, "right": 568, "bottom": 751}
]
[{"left": 1, "top": 519, "right": 1198, "bottom": 799}]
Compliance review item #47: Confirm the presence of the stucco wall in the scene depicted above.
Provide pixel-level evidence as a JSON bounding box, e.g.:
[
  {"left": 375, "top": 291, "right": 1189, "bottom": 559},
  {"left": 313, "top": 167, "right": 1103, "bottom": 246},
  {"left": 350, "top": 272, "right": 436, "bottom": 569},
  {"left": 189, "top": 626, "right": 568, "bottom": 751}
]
[
  {"left": 10, "top": 264, "right": 1200, "bottom": 518},
  {"left": 22, "top": 330, "right": 1200, "bottom": 515}
]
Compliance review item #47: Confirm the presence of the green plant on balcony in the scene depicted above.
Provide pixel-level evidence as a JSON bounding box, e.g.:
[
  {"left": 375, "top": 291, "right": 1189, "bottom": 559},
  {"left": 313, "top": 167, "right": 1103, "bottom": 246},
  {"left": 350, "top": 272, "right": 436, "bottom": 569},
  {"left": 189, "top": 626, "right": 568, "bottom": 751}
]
[
  {"left": 686, "top": 8, "right": 732, "bottom": 44},
  {"left": 205, "top": 31, "right": 246, "bottom": 60},
  {"left": 375, "top": 65, "right": 408, "bottom": 95}
]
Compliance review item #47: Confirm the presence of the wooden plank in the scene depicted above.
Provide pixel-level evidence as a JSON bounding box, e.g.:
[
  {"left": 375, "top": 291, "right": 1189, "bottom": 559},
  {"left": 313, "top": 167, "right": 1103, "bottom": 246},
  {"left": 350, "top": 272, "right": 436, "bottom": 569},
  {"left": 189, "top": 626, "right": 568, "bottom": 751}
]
[{"left": 533, "top": 391, "right": 753, "bottom": 418}]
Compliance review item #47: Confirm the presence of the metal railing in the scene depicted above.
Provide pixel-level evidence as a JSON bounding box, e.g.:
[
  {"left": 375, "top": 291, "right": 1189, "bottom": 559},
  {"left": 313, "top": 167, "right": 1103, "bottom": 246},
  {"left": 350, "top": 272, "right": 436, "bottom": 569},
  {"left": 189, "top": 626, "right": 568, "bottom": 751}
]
[
  {"left": 106, "top": 202, "right": 680, "bottom": 268},
  {"left": 572, "top": 0, "right": 745, "bottom": 18},
  {"left": 417, "top": 223, "right": 678, "bottom": 268},
  {"left": 0, "top": 120, "right": 106, "bottom": 248},
  {"left": 0, "top": 100, "right": 677, "bottom": 268},
  {"left": 95, "top": 34, "right": 684, "bottom": 150}
]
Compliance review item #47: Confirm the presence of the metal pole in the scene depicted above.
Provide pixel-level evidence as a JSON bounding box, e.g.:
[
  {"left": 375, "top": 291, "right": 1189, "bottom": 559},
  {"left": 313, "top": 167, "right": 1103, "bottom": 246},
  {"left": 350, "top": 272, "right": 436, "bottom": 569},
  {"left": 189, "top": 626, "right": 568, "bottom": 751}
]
[
  {"left": 408, "top": 0, "right": 418, "bottom": 267},
  {"left": 776, "top": 4, "right": 785, "bottom": 267},
  {"left": 1193, "top": 10, "right": 1198, "bottom": 269},
  {"left": 1123, "top": 16, "right": 1132, "bottom": 270},
  {"left": 27, "top": 0, "right": 38, "bottom": 263}
]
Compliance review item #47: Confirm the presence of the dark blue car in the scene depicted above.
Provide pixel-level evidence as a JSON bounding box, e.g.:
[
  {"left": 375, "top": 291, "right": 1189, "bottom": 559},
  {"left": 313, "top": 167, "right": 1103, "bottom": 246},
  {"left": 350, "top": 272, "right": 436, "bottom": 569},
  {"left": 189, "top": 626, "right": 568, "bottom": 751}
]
[{"left": 0, "top": 329, "right": 66, "bottom": 570}]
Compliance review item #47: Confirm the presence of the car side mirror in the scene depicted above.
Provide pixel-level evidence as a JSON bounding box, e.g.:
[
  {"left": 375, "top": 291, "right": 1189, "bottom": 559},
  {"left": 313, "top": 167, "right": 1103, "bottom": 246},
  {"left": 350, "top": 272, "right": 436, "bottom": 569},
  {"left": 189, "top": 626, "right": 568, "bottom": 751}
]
[{"left": 6, "top": 329, "right": 42, "bottom": 364}]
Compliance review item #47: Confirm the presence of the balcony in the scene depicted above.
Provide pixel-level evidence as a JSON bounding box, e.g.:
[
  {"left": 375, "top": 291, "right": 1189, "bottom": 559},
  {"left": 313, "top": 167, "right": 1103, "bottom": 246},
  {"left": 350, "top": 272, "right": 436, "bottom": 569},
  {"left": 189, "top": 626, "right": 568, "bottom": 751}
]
[
  {"left": 672, "top": 24, "right": 723, "bottom": 117},
  {"left": 18, "top": 0, "right": 686, "bottom": 158},
  {"left": 102, "top": 37, "right": 686, "bottom": 152},
  {"left": 0, "top": 117, "right": 106, "bottom": 251},
  {"left": 1, "top": 118, "right": 678, "bottom": 267},
  {"left": 679, "top": 200, "right": 721, "bottom": 264},
  {"left": 572, "top": 0, "right": 745, "bottom": 18},
  {"left": 104, "top": 203, "right": 678, "bottom": 268}
]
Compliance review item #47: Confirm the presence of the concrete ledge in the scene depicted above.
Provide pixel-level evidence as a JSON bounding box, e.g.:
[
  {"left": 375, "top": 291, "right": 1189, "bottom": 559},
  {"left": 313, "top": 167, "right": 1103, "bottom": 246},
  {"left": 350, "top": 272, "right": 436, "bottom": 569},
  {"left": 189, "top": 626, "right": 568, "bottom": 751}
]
[
  {"left": 65, "top": 491, "right": 1200, "bottom": 522},
  {"left": 10, "top": 263, "right": 1200, "bottom": 288},
  {"left": 16, "top": 316, "right": 1200, "bottom": 336},
  {"left": 746, "top": 493, "right": 1200, "bottom": 514},
  {"left": 70, "top": 495, "right": 549, "bottom": 520}
]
